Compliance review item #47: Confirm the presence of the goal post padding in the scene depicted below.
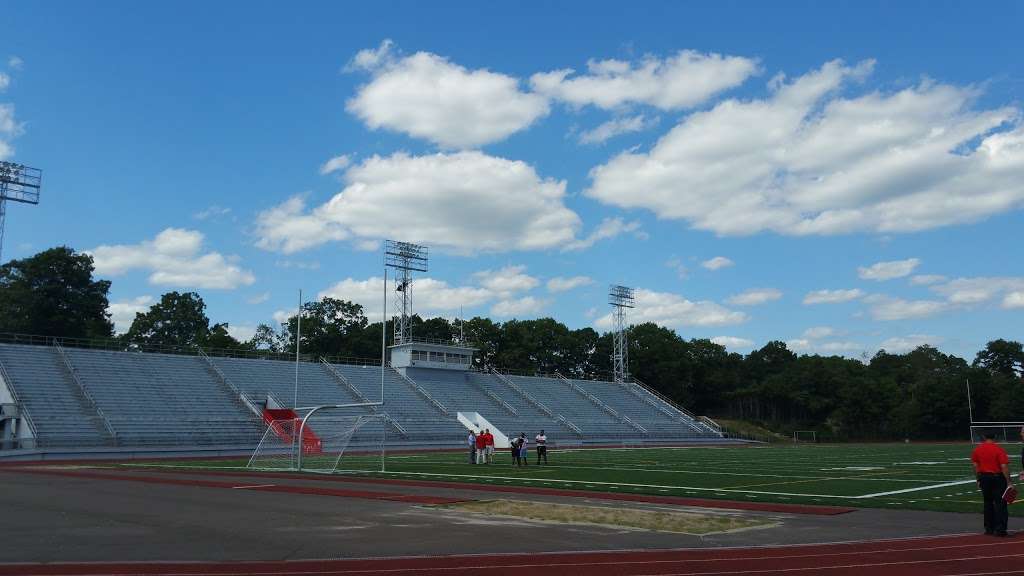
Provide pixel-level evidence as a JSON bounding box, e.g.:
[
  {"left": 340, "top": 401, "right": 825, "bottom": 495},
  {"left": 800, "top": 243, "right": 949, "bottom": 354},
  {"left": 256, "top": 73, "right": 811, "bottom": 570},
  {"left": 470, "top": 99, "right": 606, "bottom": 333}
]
[
  {"left": 248, "top": 409, "right": 387, "bottom": 473},
  {"left": 970, "top": 423, "right": 1024, "bottom": 444}
]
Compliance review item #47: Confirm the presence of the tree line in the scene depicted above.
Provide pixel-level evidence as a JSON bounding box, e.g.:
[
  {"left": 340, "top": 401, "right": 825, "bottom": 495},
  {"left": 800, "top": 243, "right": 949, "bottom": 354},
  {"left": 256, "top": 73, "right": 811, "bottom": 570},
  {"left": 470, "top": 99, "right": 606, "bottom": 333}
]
[{"left": 2, "top": 247, "right": 1022, "bottom": 440}]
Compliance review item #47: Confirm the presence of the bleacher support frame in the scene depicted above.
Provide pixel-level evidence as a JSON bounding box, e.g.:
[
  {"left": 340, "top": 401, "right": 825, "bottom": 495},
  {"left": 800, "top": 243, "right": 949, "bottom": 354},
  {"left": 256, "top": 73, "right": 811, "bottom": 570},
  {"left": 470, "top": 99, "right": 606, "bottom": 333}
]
[
  {"left": 392, "top": 367, "right": 449, "bottom": 416},
  {"left": 555, "top": 372, "right": 648, "bottom": 435},
  {"left": 54, "top": 342, "right": 118, "bottom": 443}
]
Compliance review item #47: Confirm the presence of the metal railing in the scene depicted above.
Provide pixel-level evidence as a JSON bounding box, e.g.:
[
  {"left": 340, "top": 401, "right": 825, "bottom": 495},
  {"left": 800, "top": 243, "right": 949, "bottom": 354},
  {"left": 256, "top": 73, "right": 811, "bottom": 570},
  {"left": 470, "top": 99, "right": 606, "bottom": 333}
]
[
  {"left": 320, "top": 358, "right": 372, "bottom": 405},
  {"left": 629, "top": 376, "right": 697, "bottom": 419},
  {"left": 392, "top": 368, "right": 449, "bottom": 416},
  {"left": 53, "top": 342, "right": 118, "bottom": 442},
  {"left": 556, "top": 414, "right": 584, "bottom": 437},
  {"left": 197, "top": 349, "right": 262, "bottom": 417},
  {"left": 554, "top": 371, "right": 650, "bottom": 434},
  {"left": 0, "top": 332, "right": 382, "bottom": 367},
  {"left": 489, "top": 368, "right": 554, "bottom": 417},
  {"left": 468, "top": 377, "right": 518, "bottom": 416},
  {"left": 0, "top": 356, "right": 38, "bottom": 441}
]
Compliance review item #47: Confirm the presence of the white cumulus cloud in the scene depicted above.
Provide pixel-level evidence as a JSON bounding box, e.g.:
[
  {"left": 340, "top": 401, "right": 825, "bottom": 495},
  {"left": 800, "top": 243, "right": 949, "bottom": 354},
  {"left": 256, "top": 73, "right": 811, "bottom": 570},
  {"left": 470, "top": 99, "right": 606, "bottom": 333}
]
[
  {"left": 803, "top": 288, "right": 865, "bottom": 305},
  {"left": 863, "top": 294, "right": 947, "bottom": 321},
  {"left": 711, "top": 336, "right": 754, "bottom": 350},
  {"left": 594, "top": 288, "right": 747, "bottom": 330},
  {"left": 106, "top": 296, "right": 154, "bottom": 334},
  {"left": 726, "top": 288, "right": 782, "bottom": 306},
  {"left": 319, "top": 276, "right": 493, "bottom": 319},
  {"left": 910, "top": 274, "right": 947, "bottom": 286},
  {"left": 255, "top": 152, "right": 581, "bottom": 254},
  {"left": 90, "top": 229, "right": 255, "bottom": 290},
  {"left": 858, "top": 258, "right": 920, "bottom": 280},
  {"left": 563, "top": 217, "right": 643, "bottom": 251},
  {"left": 930, "top": 276, "right": 1024, "bottom": 305},
  {"left": 586, "top": 58, "right": 1024, "bottom": 236},
  {"left": 473, "top": 265, "right": 540, "bottom": 296},
  {"left": 346, "top": 40, "right": 548, "bottom": 148},
  {"left": 879, "top": 334, "right": 943, "bottom": 354},
  {"left": 701, "top": 256, "right": 735, "bottom": 271},
  {"left": 1003, "top": 292, "right": 1024, "bottom": 309},
  {"left": 491, "top": 296, "right": 549, "bottom": 318},
  {"left": 578, "top": 114, "right": 659, "bottom": 145},
  {"left": 531, "top": 50, "right": 757, "bottom": 110},
  {"left": 319, "top": 154, "right": 352, "bottom": 175},
  {"left": 546, "top": 276, "right": 593, "bottom": 293}
]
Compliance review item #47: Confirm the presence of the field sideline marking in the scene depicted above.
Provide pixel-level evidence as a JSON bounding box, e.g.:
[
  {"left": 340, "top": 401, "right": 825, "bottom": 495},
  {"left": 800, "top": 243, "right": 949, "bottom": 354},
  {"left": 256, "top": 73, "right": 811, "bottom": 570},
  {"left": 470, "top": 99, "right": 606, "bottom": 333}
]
[{"left": 377, "top": 470, "right": 964, "bottom": 500}]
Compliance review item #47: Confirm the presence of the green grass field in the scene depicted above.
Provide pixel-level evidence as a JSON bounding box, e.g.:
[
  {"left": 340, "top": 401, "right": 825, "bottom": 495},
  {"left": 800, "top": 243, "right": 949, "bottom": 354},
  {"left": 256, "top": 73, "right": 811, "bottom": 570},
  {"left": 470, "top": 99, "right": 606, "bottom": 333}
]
[{"left": 123, "top": 443, "right": 1024, "bottom": 515}]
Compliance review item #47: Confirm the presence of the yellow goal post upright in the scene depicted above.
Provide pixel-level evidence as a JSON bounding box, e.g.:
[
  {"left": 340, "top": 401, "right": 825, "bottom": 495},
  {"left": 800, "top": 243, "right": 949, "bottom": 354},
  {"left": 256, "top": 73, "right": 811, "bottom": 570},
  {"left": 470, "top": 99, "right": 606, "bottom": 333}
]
[{"left": 248, "top": 403, "right": 388, "bottom": 474}]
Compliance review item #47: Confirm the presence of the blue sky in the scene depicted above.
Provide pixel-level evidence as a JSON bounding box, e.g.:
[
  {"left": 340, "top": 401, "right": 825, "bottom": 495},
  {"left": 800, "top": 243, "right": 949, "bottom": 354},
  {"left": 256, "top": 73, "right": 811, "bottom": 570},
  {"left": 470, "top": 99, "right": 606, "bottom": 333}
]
[{"left": 2, "top": 1, "right": 1022, "bottom": 359}]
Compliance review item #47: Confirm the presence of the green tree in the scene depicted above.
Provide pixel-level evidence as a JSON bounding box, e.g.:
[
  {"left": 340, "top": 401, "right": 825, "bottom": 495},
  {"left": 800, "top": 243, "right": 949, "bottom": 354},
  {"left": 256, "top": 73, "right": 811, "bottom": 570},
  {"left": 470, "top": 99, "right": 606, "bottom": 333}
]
[
  {"left": 123, "top": 291, "right": 211, "bottom": 349},
  {"left": 973, "top": 339, "right": 1024, "bottom": 378},
  {"left": 0, "top": 246, "right": 114, "bottom": 338},
  {"left": 281, "top": 297, "right": 369, "bottom": 358}
]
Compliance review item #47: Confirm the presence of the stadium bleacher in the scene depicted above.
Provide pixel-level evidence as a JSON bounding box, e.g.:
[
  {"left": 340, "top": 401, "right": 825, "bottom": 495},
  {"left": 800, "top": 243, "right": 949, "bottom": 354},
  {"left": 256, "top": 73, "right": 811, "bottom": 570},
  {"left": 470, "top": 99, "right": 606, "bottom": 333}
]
[{"left": 0, "top": 341, "right": 723, "bottom": 452}]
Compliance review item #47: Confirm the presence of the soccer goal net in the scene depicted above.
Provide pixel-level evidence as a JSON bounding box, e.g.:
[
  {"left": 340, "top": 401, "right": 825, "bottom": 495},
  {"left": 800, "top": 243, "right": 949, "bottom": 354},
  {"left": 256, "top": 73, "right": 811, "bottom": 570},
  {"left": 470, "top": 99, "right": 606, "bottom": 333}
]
[
  {"left": 970, "top": 423, "right": 1024, "bottom": 444},
  {"left": 793, "top": 430, "right": 817, "bottom": 444},
  {"left": 248, "top": 409, "right": 387, "bottom": 474}
]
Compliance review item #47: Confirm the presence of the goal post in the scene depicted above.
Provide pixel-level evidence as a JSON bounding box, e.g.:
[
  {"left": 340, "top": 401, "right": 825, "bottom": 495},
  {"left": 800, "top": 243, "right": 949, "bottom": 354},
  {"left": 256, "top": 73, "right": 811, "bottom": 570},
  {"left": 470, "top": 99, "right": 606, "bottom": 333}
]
[
  {"left": 248, "top": 404, "right": 387, "bottom": 473},
  {"left": 969, "top": 423, "right": 1024, "bottom": 444},
  {"left": 793, "top": 430, "right": 817, "bottom": 444}
]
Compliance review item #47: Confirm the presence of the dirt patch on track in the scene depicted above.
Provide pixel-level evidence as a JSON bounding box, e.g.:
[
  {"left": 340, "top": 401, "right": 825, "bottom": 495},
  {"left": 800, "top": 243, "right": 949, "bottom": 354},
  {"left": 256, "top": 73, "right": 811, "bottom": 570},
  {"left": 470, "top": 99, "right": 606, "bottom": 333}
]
[{"left": 438, "top": 499, "right": 776, "bottom": 534}]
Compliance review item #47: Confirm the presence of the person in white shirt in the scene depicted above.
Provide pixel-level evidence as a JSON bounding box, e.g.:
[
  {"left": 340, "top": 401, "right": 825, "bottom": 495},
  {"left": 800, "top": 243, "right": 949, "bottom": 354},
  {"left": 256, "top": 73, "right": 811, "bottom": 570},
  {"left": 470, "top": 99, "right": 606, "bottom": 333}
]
[
  {"left": 467, "top": 431, "right": 477, "bottom": 464},
  {"left": 535, "top": 430, "right": 548, "bottom": 465},
  {"left": 517, "top": 432, "right": 529, "bottom": 466}
]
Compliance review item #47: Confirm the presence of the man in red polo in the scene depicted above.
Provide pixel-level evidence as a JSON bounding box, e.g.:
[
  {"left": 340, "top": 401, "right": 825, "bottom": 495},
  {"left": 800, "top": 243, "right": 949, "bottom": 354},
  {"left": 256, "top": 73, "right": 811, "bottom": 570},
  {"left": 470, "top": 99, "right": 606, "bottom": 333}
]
[{"left": 971, "top": 432, "right": 1012, "bottom": 536}]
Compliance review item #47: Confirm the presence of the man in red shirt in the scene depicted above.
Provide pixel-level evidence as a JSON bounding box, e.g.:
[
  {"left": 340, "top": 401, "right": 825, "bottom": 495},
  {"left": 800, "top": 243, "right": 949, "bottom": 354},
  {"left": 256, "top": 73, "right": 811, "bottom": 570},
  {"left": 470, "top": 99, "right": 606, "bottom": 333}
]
[
  {"left": 971, "top": 432, "right": 1013, "bottom": 536},
  {"left": 475, "top": 429, "right": 487, "bottom": 464},
  {"left": 483, "top": 429, "right": 495, "bottom": 464}
]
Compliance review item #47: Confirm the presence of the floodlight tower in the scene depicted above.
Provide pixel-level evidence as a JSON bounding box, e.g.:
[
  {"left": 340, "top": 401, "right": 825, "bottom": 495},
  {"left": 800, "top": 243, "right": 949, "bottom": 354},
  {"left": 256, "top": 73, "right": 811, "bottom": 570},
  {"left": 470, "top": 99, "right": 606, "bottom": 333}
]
[
  {"left": 0, "top": 161, "right": 42, "bottom": 263},
  {"left": 609, "top": 285, "right": 635, "bottom": 383},
  {"left": 384, "top": 240, "right": 428, "bottom": 345}
]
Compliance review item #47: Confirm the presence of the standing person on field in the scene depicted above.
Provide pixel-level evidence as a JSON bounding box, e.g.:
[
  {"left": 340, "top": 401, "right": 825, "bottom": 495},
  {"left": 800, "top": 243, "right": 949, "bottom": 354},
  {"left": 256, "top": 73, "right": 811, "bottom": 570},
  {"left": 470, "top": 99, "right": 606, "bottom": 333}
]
[
  {"left": 467, "top": 430, "right": 477, "bottom": 464},
  {"left": 535, "top": 430, "right": 548, "bottom": 465},
  {"left": 971, "top": 431, "right": 1013, "bottom": 536},
  {"left": 510, "top": 434, "right": 521, "bottom": 465},
  {"left": 475, "top": 429, "right": 487, "bottom": 464},
  {"left": 517, "top": 432, "right": 529, "bottom": 466},
  {"left": 483, "top": 428, "right": 495, "bottom": 464}
]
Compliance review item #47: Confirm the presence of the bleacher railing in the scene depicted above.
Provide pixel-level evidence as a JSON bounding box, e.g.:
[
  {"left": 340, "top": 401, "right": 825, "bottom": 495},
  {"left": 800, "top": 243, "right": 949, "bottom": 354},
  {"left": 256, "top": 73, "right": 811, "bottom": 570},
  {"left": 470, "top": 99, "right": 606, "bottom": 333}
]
[
  {"left": 319, "top": 359, "right": 408, "bottom": 437},
  {"left": 629, "top": 377, "right": 718, "bottom": 436},
  {"left": 467, "top": 376, "right": 518, "bottom": 416},
  {"left": 555, "top": 372, "right": 647, "bottom": 435},
  {"left": 488, "top": 368, "right": 554, "bottom": 417},
  {"left": 0, "top": 333, "right": 381, "bottom": 367},
  {"left": 198, "top": 349, "right": 262, "bottom": 418},
  {"left": 54, "top": 342, "right": 119, "bottom": 443},
  {"left": 392, "top": 368, "right": 449, "bottom": 416},
  {"left": 0, "top": 355, "right": 39, "bottom": 444}
]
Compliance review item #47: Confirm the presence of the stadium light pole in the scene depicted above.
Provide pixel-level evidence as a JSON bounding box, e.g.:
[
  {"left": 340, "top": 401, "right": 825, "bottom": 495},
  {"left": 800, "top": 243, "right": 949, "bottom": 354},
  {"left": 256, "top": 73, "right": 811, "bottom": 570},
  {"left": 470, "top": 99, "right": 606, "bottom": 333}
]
[
  {"left": 609, "top": 285, "right": 635, "bottom": 383},
  {"left": 0, "top": 161, "right": 42, "bottom": 264}
]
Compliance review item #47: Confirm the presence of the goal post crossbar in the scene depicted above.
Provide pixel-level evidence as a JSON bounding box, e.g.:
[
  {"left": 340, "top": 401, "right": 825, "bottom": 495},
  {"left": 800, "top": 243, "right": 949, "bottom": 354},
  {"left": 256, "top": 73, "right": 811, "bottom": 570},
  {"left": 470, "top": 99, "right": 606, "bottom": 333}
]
[{"left": 296, "top": 403, "right": 382, "bottom": 470}]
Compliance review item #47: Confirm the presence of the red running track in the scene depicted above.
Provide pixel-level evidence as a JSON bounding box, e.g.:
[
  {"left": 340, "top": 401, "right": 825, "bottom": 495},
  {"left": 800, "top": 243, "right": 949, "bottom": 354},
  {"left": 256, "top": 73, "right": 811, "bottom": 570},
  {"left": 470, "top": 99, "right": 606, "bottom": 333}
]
[{"left": 2, "top": 534, "right": 1021, "bottom": 576}]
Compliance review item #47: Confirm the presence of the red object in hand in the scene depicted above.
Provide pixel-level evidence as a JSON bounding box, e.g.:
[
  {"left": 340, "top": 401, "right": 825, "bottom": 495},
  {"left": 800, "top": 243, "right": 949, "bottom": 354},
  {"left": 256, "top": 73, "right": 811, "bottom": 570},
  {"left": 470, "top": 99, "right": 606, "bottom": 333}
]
[{"left": 1004, "top": 484, "right": 1018, "bottom": 504}]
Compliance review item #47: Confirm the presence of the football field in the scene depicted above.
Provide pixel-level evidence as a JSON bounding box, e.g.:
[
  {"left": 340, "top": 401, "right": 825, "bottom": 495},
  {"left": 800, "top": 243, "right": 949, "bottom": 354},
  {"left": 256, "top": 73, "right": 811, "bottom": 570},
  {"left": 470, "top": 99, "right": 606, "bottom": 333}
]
[{"left": 126, "top": 442, "right": 1024, "bottom": 515}]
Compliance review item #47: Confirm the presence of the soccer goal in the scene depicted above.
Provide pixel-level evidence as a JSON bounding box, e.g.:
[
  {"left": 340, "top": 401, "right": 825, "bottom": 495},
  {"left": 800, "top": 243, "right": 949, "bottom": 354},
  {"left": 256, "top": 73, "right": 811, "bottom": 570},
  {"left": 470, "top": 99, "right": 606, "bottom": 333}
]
[
  {"left": 970, "top": 423, "right": 1024, "bottom": 444},
  {"left": 793, "top": 430, "right": 817, "bottom": 444},
  {"left": 248, "top": 406, "right": 387, "bottom": 474}
]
